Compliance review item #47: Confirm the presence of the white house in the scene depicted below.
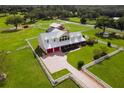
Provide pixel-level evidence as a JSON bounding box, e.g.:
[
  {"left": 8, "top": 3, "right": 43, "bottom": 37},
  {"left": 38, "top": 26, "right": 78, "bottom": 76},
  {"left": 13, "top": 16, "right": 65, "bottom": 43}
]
[{"left": 38, "top": 23, "right": 86, "bottom": 54}]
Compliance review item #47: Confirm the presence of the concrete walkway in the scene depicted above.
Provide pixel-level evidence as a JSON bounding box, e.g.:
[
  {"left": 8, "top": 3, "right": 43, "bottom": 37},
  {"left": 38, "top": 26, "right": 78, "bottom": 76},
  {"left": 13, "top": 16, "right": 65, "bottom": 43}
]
[{"left": 63, "top": 61, "right": 104, "bottom": 88}]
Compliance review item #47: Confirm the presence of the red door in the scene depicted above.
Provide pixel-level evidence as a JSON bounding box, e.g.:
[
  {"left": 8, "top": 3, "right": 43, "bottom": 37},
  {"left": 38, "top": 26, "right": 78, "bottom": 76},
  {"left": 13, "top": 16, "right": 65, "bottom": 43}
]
[
  {"left": 54, "top": 47, "right": 60, "bottom": 52},
  {"left": 47, "top": 48, "right": 53, "bottom": 53}
]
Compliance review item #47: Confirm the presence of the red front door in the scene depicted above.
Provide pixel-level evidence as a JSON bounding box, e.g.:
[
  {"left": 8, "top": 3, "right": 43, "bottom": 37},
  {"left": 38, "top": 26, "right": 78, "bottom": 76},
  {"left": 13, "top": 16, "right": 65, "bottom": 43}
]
[
  {"left": 54, "top": 47, "right": 60, "bottom": 52},
  {"left": 47, "top": 48, "right": 53, "bottom": 53}
]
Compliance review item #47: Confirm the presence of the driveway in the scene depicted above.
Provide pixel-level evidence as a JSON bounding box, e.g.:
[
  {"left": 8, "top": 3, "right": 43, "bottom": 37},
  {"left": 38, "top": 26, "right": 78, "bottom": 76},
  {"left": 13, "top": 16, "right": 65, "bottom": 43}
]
[
  {"left": 42, "top": 52, "right": 106, "bottom": 88},
  {"left": 42, "top": 52, "right": 67, "bottom": 74}
]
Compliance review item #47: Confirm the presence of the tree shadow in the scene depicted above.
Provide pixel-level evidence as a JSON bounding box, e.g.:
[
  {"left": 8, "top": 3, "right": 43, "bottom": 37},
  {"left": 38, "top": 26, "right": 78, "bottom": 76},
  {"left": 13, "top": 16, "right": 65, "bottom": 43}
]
[{"left": 1, "top": 29, "right": 21, "bottom": 33}]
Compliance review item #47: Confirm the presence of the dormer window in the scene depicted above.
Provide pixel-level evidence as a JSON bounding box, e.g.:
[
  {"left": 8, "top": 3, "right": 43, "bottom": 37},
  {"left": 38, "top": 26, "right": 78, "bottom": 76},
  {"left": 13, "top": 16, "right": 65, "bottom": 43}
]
[
  {"left": 59, "top": 36, "right": 69, "bottom": 42},
  {"left": 54, "top": 38, "right": 56, "bottom": 42},
  {"left": 46, "top": 39, "right": 49, "bottom": 43}
]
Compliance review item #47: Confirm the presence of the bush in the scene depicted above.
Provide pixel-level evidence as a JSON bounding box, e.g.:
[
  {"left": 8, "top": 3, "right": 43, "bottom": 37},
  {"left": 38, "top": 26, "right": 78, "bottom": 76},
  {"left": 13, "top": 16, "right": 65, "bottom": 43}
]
[
  {"left": 107, "top": 42, "right": 111, "bottom": 47},
  {"left": 80, "top": 18, "right": 87, "bottom": 24},
  {"left": 87, "top": 37, "right": 97, "bottom": 46},
  {"left": 94, "top": 54, "right": 101, "bottom": 60},
  {"left": 77, "top": 61, "right": 84, "bottom": 70},
  {"left": 93, "top": 46, "right": 108, "bottom": 60}
]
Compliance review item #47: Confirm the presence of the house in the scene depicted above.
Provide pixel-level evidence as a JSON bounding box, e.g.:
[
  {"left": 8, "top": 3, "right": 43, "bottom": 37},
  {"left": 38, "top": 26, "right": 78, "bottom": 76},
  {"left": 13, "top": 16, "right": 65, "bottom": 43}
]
[{"left": 38, "top": 23, "right": 86, "bottom": 54}]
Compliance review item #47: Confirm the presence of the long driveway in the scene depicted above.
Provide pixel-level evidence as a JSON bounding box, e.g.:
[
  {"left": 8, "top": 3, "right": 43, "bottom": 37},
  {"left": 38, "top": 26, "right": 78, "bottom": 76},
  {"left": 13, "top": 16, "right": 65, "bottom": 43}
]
[{"left": 63, "top": 61, "right": 104, "bottom": 88}]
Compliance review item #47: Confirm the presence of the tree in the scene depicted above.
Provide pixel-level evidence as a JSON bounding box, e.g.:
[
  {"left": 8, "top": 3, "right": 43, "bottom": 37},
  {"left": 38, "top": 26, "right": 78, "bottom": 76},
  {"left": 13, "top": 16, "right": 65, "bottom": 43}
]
[
  {"left": 77, "top": 61, "right": 84, "bottom": 70},
  {"left": 116, "top": 17, "right": 124, "bottom": 31},
  {"left": 5, "top": 15, "right": 24, "bottom": 30},
  {"left": 80, "top": 17, "right": 87, "bottom": 24},
  {"left": 95, "top": 16, "right": 110, "bottom": 33}
]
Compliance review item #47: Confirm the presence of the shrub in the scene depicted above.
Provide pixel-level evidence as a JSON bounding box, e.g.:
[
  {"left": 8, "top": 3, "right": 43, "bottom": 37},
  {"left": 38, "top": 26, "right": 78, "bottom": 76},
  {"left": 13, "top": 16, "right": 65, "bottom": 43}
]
[
  {"left": 93, "top": 46, "right": 108, "bottom": 60},
  {"left": 87, "top": 37, "right": 97, "bottom": 46},
  {"left": 77, "top": 61, "right": 84, "bottom": 70},
  {"left": 107, "top": 41, "right": 111, "bottom": 47},
  {"left": 80, "top": 18, "right": 87, "bottom": 24}
]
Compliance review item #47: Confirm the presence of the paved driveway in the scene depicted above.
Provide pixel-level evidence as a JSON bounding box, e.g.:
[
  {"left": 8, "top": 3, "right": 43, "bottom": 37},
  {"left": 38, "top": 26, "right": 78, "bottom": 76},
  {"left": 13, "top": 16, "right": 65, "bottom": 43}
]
[
  {"left": 42, "top": 52, "right": 67, "bottom": 74},
  {"left": 42, "top": 52, "right": 105, "bottom": 88}
]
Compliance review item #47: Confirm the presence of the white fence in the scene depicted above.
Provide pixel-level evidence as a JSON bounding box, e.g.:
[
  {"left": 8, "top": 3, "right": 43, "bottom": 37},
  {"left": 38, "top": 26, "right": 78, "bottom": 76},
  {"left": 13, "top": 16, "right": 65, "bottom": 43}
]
[
  {"left": 26, "top": 38, "right": 82, "bottom": 87},
  {"left": 82, "top": 47, "right": 123, "bottom": 70}
]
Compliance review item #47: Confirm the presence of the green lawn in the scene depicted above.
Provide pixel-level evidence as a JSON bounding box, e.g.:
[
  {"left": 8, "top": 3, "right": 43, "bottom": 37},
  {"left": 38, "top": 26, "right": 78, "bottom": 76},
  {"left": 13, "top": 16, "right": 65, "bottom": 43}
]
[
  {"left": 67, "top": 43, "right": 115, "bottom": 69},
  {"left": 52, "top": 69, "right": 70, "bottom": 79},
  {"left": 0, "top": 16, "right": 13, "bottom": 29},
  {"left": 69, "top": 17, "right": 96, "bottom": 25},
  {"left": 0, "top": 48, "right": 78, "bottom": 88},
  {"left": 89, "top": 51, "right": 124, "bottom": 88},
  {"left": 0, "top": 19, "right": 57, "bottom": 51},
  {"left": 69, "top": 17, "right": 80, "bottom": 23},
  {"left": 87, "top": 19, "right": 96, "bottom": 25}
]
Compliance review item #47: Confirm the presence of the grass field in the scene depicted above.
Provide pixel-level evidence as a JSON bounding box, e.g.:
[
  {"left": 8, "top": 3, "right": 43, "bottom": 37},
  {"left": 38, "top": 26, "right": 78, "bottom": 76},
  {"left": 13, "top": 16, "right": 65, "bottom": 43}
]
[
  {"left": 52, "top": 69, "right": 70, "bottom": 79},
  {"left": 69, "top": 17, "right": 96, "bottom": 25},
  {"left": 0, "top": 48, "right": 78, "bottom": 88},
  {"left": 67, "top": 43, "right": 115, "bottom": 69}
]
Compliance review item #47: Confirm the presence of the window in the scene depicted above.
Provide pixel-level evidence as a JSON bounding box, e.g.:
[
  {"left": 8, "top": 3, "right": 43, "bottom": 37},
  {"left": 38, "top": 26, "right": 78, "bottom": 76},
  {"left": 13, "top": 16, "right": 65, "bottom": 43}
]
[
  {"left": 46, "top": 39, "right": 49, "bottom": 43},
  {"left": 59, "top": 36, "right": 69, "bottom": 42},
  {"left": 54, "top": 38, "right": 56, "bottom": 42}
]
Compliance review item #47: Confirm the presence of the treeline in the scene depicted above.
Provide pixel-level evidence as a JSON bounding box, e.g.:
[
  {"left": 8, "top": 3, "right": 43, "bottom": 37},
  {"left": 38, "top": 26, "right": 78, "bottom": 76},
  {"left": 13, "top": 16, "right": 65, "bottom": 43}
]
[
  {"left": 1, "top": 6, "right": 124, "bottom": 31},
  {"left": 0, "top": 5, "right": 124, "bottom": 19}
]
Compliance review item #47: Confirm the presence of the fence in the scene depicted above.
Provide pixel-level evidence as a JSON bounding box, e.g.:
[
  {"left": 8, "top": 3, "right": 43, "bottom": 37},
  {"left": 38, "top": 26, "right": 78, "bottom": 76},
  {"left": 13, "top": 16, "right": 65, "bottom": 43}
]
[
  {"left": 82, "top": 47, "right": 124, "bottom": 70},
  {"left": 83, "top": 69, "right": 111, "bottom": 88}
]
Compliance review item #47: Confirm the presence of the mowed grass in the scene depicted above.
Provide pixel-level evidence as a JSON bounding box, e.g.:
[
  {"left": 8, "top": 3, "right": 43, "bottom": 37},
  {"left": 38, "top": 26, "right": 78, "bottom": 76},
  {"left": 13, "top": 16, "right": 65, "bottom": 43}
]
[
  {"left": 52, "top": 69, "right": 70, "bottom": 79},
  {"left": 89, "top": 51, "right": 124, "bottom": 88},
  {"left": 67, "top": 43, "right": 115, "bottom": 69},
  {"left": 0, "top": 48, "right": 78, "bottom": 88},
  {"left": 69, "top": 17, "right": 80, "bottom": 23},
  {"left": 0, "top": 48, "right": 52, "bottom": 88},
  {"left": 0, "top": 16, "right": 13, "bottom": 29},
  {"left": 0, "top": 19, "right": 56, "bottom": 51},
  {"left": 69, "top": 17, "right": 96, "bottom": 25}
]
